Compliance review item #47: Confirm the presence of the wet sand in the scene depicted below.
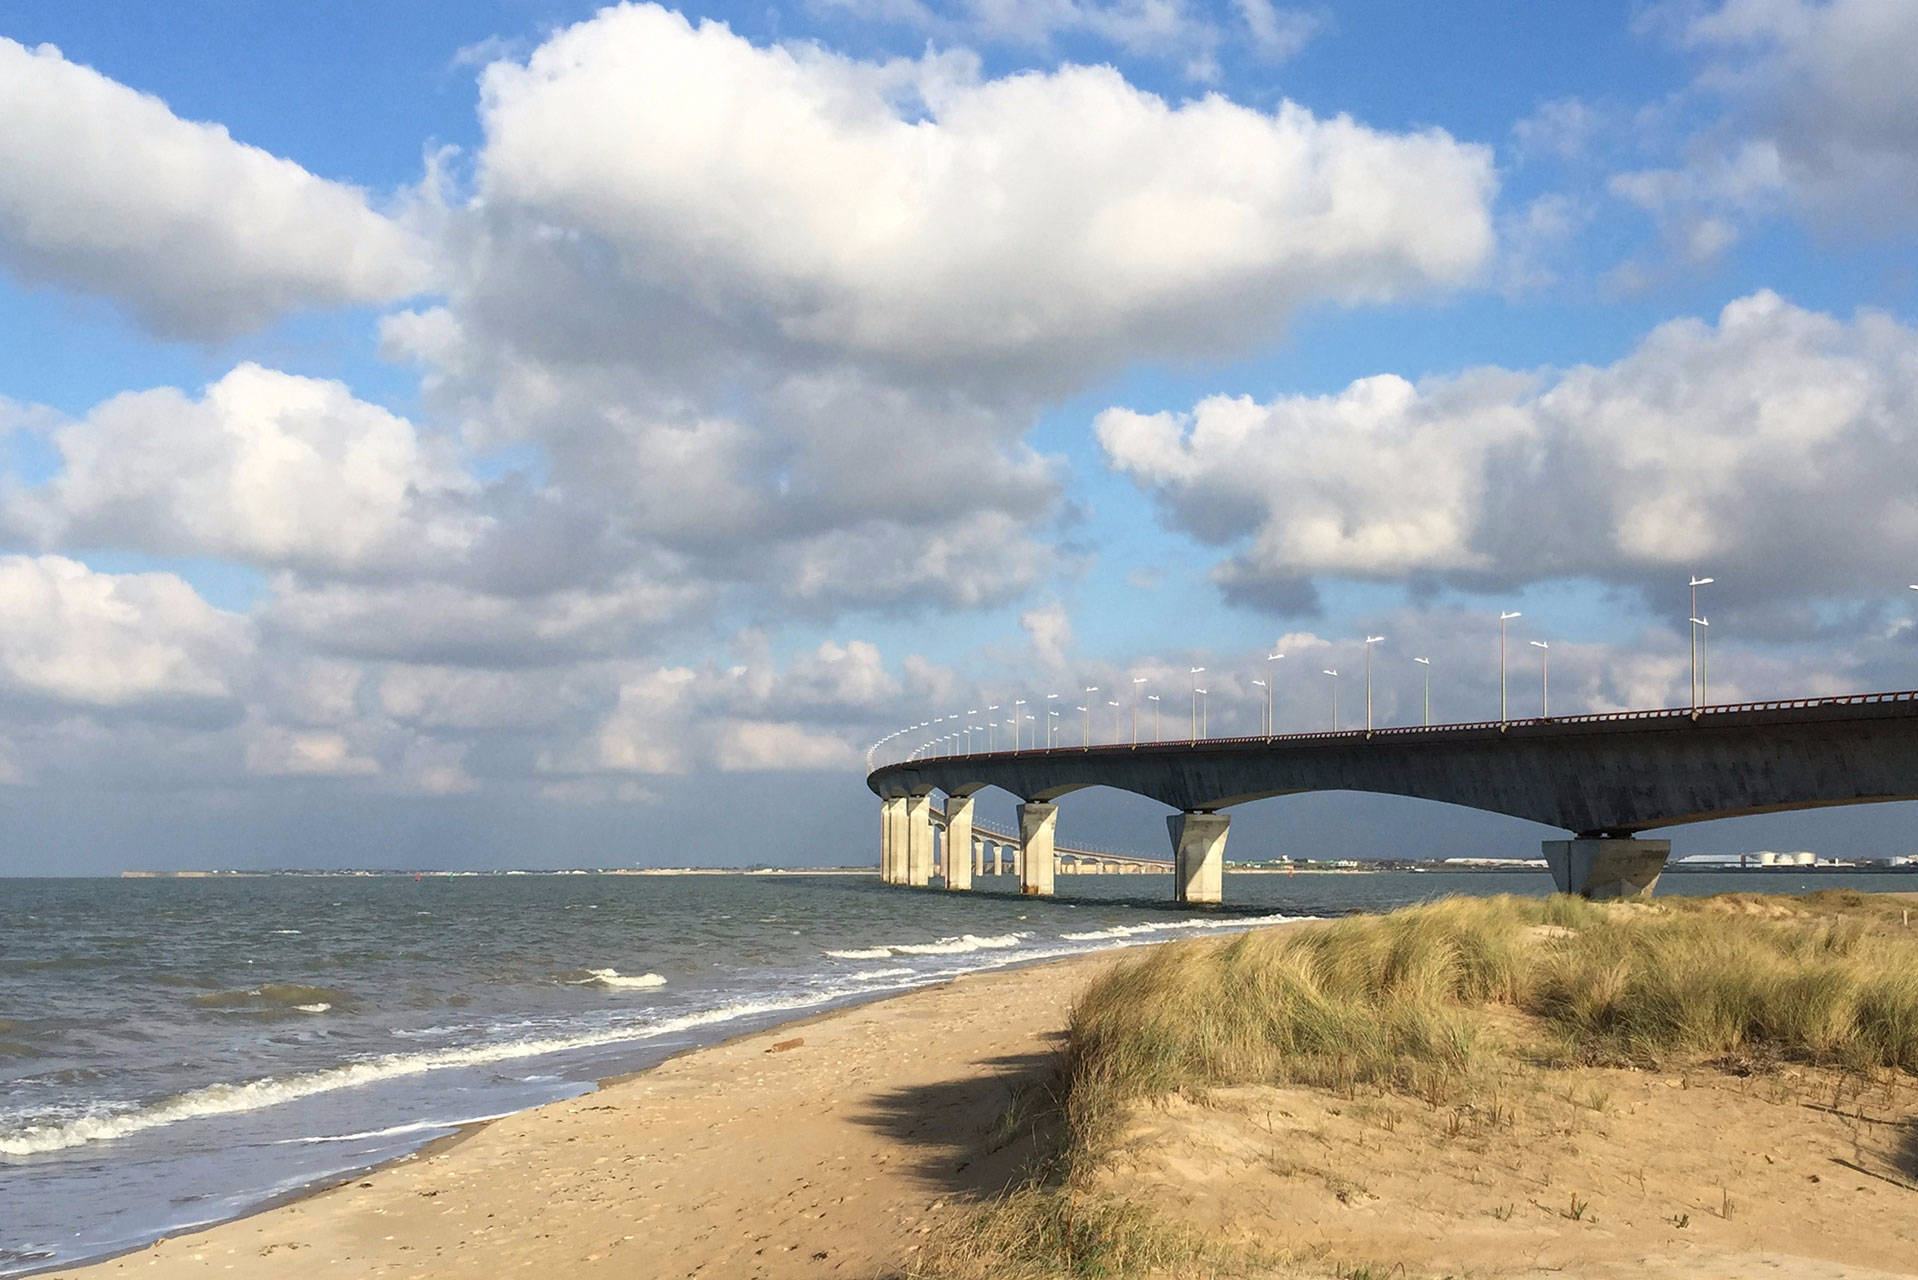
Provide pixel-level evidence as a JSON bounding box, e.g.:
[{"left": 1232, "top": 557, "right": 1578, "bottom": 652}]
[{"left": 46, "top": 951, "right": 1121, "bottom": 1279}]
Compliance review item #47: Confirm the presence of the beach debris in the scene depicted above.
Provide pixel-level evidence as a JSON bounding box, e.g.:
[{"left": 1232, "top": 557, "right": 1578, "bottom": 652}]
[{"left": 768, "top": 1037, "right": 804, "bottom": 1053}]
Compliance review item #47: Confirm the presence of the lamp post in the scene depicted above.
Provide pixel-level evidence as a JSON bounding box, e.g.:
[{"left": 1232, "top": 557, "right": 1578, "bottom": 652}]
[
  {"left": 1083, "top": 686, "right": 1098, "bottom": 746},
  {"left": 1529, "top": 640, "right": 1549, "bottom": 718},
  {"left": 1046, "top": 693, "right": 1059, "bottom": 747},
  {"left": 1413, "top": 657, "right": 1431, "bottom": 726},
  {"left": 1266, "top": 650, "right": 1284, "bottom": 737},
  {"left": 1107, "top": 699, "right": 1120, "bottom": 742},
  {"left": 1147, "top": 693, "right": 1161, "bottom": 742},
  {"left": 1323, "top": 668, "right": 1339, "bottom": 730},
  {"left": 1189, "top": 667, "right": 1205, "bottom": 742},
  {"left": 1690, "top": 618, "right": 1709, "bottom": 708},
  {"left": 1499, "top": 611, "right": 1522, "bottom": 726},
  {"left": 1363, "top": 635, "right": 1385, "bottom": 732},
  {"left": 1131, "top": 676, "right": 1147, "bottom": 745},
  {"left": 1689, "top": 575, "right": 1713, "bottom": 712},
  {"left": 1012, "top": 699, "right": 1026, "bottom": 750},
  {"left": 1252, "top": 679, "right": 1268, "bottom": 735}
]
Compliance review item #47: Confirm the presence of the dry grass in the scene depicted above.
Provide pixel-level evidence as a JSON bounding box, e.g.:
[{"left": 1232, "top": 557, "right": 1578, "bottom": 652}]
[{"left": 914, "top": 891, "right": 1918, "bottom": 1279}]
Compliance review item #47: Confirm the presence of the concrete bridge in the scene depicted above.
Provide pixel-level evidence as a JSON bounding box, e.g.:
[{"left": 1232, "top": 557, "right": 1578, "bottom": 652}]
[
  {"left": 924, "top": 807, "right": 1170, "bottom": 883},
  {"left": 867, "top": 690, "right": 1918, "bottom": 903}
]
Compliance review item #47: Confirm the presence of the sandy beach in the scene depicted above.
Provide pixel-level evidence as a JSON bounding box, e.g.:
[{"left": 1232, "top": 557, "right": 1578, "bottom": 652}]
[
  {"left": 42, "top": 916, "right": 1918, "bottom": 1280},
  {"left": 44, "top": 951, "right": 1121, "bottom": 1280}
]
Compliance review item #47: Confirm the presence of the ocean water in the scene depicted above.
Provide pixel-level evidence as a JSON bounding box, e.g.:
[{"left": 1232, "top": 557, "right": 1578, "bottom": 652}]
[{"left": 5, "top": 867, "right": 1917, "bottom": 1274}]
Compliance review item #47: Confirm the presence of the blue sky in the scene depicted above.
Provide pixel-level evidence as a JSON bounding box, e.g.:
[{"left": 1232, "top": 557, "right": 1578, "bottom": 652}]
[{"left": 2, "top": 0, "right": 1917, "bottom": 872}]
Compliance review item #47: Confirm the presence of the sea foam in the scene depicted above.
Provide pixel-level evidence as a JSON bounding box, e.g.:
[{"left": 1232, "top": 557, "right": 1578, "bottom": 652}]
[{"left": 825, "top": 933, "right": 1025, "bottom": 959}]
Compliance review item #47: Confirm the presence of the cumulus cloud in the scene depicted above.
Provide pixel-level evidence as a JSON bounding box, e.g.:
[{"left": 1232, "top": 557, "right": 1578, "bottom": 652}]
[
  {"left": 6, "top": 365, "right": 482, "bottom": 575},
  {"left": 471, "top": 4, "right": 1494, "bottom": 382},
  {"left": 1623, "top": 0, "right": 1918, "bottom": 234},
  {"left": 0, "top": 555, "right": 250, "bottom": 713},
  {"left": 0, "top": 38, "right": 432, "bottom": 338},
  {"left": 1100, "top": 291, "right": 1918, "bottom": 609}
]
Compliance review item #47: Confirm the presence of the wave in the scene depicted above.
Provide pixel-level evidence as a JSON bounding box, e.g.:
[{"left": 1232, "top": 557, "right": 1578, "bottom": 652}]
[
  {"left": 0, "top": 987, "right": 861, "bottom": 1157},
  {"left": 562, "top": 969, "right": 666, "bottom": 989},
  {"left": 190, "top": 985, "right": 353, "bottom": 1015},
  {"left": 274, "top": 1110, "right": 522, "bottom": 1145},
  {"left": 826, "top": 933, "right": 1026, "bottom": 959},
  {"left": 844, "top": 967, "right": 916, "bottom": 981},
  {"left": 1059, "top": 912, "right": 1300, "bottom": 942}
]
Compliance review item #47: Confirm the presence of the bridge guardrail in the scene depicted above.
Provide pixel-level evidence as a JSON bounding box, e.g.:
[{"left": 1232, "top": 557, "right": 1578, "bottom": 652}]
[{"left": 876, "top": 688, "right": 1918, "bottom": 771}]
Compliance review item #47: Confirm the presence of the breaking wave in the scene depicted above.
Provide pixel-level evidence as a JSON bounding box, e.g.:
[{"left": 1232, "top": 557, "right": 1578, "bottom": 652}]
[
  {"left": 825, "top": 933, "right": 1025, "bottom": 959},
  {"left": 0, "top": 988, "right": 864, "bottom": 1157},
  {"left": 564, "top": 969, "right": 667, "bottom": 990}
]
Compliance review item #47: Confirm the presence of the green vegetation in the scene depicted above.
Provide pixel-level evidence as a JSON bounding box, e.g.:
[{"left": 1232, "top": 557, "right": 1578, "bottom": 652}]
[{"left": 912, "top": 891, "right": 1918, "bottom": 1279}]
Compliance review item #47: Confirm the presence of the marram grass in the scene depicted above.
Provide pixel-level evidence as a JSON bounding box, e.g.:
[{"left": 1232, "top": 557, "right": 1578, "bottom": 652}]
[{"left": 915, "top": 893, "right": 1918, "bottom": 1279}]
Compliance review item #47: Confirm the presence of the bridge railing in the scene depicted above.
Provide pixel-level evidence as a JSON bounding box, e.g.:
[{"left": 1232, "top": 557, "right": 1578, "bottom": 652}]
[{"left": 873, "top": 688, "right": 1918, "bottom": 771}]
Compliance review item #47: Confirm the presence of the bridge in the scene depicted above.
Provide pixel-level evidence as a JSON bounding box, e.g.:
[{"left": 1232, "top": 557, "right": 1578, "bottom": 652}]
[
  {"left": 928, "top": 807, "right": 1170, "bottom": 881},
  {"left": 866, "top": 690, "right": 1918, "bottom": 902}
]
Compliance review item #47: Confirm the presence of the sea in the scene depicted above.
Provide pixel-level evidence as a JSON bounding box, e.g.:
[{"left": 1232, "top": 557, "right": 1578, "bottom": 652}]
[{"left": 5, "top": 867, "right": 1918, "bottom": 1275}]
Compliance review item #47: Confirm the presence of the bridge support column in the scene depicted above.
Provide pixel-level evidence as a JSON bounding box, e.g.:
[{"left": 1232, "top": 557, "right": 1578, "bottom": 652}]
[
  {"left": 880, "top": 797, "right": 904, "bottom": 883},
  {"left": 993, "top": 842, "right": 1004, "bottom": 876},
  {"left": 1017, "top": 802, "right": 1057, "bottom": 896},
  {"left": 1543, "top": 837, "right": 1669, "bottom": 900},
  {"left": 1169, "top": 812, "right": 1229, "bottom": 905},
  {"left": 944, "top": 796, "right": 974, "bottom": 891},
  {"left": 904, "top": 794, "right": 934, "bottom": 887}
]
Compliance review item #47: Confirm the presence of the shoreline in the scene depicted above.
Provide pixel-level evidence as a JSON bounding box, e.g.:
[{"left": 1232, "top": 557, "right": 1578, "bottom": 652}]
[
  {"left": 25, "top": 934, "right": 1221, "bottom": 1280},
  {"left": 35, "top": 940, "right": 1188, "bottom": 1280}
]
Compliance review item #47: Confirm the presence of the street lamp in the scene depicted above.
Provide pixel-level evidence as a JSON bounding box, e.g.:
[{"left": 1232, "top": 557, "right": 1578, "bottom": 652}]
[
  {"left": 1131, "top": 675, "right": 1147, "bottom": 745},
  {"left": 1529, "top": 640, "right": 1549, "bottom": 718},
  {"left": 1012, "top": 699, "right": 1026, "bottom": 750},
  {"left": 1147, "top": 693, "right": 1161, "bottom": 742},
  {"left": 1690, "top": 618, "right": 1709, "bottom": 708},
  {"left": 986, "top": 705, "right": 997, "bottom": 751},
  {"left": 1107, "top": 699, "right": 1120, "bottom": 742},
  {"left": 1083, "top": 686, "right": 1098, "bottom": 746},
  {"left": 1363, "top": 636, "right": 1385, "bottom": 731},
  {"left": 1689, "top": 576, "right": 1714, "bottom": 712},
  {"left": 1190, "top": 667, "right": 1205, "bottom": 743},
  {"left": 1046, "top": 693, "right": 1059, "bottom": 747},
  {"left": 1266, "top": 650, "right": 1284, "bottom": 737},
  {"left": 1413, "top": 657, "right": 1431, "bottom": 727},
  {"left": 1323, "top": 668, "right": 1339, "bottom": 730},
  {"left": 1499, "top": 611, "right": 1522, "bottom": 726},
  {"left": 1252, "top": 678, "right": 1268, "bottom": 736}
]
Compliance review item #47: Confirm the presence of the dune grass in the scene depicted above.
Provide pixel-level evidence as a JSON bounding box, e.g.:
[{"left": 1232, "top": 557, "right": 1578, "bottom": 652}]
[{"left": 912, "top": 891, "right": 1918, "bottom": 1279}]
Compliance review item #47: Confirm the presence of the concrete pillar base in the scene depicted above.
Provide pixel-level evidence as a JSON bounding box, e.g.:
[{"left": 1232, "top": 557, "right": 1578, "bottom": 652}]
[
  {"left": 944, "top": 796, "right": 974, "bottom": 891},
  {"left": 1543, "top": 837, "right": 1669, "bottom": 899},
  {"left": 1018, "top": 802, "right": 1057, "bottom": 896},
  {"left": 904, "top": 794, "right": 934, "bottom": 887},
  {"left": 1169, "top": 812, "right": 1229, "bottom": 905},
  {"left": 880, "top": 797, "right": 905, "bottom": 884}
]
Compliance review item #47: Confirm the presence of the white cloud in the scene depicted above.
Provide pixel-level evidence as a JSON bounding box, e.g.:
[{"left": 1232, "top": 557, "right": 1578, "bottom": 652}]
[
  {"left": 242, "top": 724, "right": 380, "bottom": 778},
  {"left": 472, "top": 4, "right": 1495, "bottom": 381},
  {"left": 1101, "top": 291, "right": 1918, "bottom": 607},
  {"left": 0, "top": 38, "right": 432, "bottom": 339},
  {"left": 0, "top": 555, "right": 250, "bottom": 711},
  {"left": 7, "top": 365, "right": 482, "bottom": 574},
  {"left": 1628, "top": 0, "right": 1918, "bottom": 233}
]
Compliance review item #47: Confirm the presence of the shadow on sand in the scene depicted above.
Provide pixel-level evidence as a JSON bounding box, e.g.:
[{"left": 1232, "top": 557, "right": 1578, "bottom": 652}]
[{"left": 848, "top": 1041, "right": 1068, "bottom": 1204}]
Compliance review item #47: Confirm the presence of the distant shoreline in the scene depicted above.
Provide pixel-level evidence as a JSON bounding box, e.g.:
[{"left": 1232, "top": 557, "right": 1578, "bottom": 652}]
[{"left": 110, "top": 862, "right": 1918, "bottom": 878}]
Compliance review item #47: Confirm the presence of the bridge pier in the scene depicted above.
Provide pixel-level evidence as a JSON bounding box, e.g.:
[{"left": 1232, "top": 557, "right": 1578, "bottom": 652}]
[
  {"left": 879, "top": 797, "right": 904, "bottom": 883},
  {"left": 1017, "top": 802, "right": 1057, "bottom": 896},
  {"left": 904, "top": 794, "right": 934, "bottom": 887},
  {"left": 1543, "top": 837, "right": 1670, "bottom": 900},
  {"left": 945, "top": 796, "right": 974, "bottom": 891},
  {"left": 1169, "top": 812, "right": 1229, "bottom": 905}
]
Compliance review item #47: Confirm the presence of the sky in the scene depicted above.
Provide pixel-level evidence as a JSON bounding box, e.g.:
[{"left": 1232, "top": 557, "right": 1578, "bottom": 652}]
[{"left": 3, "top": 0, "right": 1918, "bottom": 873}]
